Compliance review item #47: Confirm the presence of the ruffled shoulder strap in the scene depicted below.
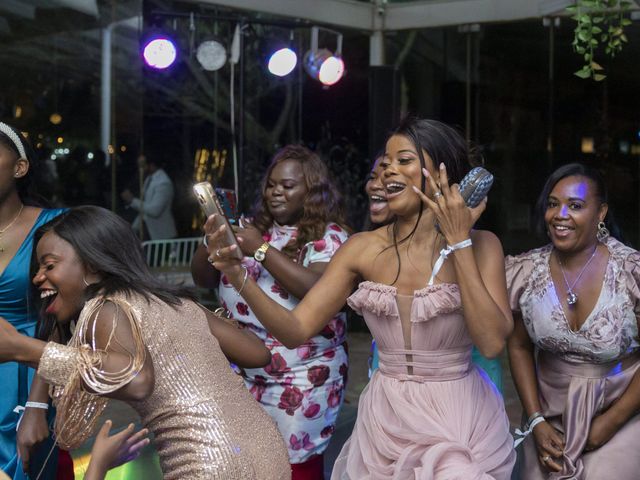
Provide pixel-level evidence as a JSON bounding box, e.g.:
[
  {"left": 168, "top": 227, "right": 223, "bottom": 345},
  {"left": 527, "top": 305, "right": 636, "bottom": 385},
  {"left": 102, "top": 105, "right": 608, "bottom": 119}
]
[
  {"left": 411, "top": 284, "right": 461, "bottom": 322},
  {"left": 347, "top": 281, "right": 398, "bottom": 317},
  {"left": 505, "top": 245, "right": 550, "bottom": 312}
]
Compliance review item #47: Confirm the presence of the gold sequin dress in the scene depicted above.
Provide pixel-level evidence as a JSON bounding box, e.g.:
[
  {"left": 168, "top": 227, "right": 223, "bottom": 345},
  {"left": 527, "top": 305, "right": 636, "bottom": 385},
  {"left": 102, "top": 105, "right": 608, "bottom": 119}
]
[{"left": 37, "top": 292, "right": 291, "bottom": 480}]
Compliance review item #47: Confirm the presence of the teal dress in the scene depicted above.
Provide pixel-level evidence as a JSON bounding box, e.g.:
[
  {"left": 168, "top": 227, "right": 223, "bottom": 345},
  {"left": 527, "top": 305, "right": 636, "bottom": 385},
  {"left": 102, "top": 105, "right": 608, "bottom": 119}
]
[{"left": 0, "top": 209, "right": 65, "bottom": 479}]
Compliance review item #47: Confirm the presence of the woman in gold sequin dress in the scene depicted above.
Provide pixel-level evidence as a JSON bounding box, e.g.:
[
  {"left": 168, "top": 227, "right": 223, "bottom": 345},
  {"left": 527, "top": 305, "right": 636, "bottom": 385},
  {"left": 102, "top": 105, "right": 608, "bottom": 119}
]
[{"left": 0, "top": 206, "right": 290, "bottom": 480}]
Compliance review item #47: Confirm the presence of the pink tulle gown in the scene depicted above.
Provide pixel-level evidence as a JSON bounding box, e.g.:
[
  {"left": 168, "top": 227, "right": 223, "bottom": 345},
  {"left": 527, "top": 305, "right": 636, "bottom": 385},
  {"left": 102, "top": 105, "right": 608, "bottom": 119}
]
[{"left": 331, "top": 282, "right": 515, "bottom": 479}]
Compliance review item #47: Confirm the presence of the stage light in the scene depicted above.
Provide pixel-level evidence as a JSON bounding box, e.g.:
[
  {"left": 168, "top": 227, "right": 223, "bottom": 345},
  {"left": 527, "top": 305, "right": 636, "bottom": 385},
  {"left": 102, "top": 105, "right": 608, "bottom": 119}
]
[
  {"left": 142, "top": 36, "right": 177, "bottom": 70},
  {"left": 268, "top": 47, "right": 297, "bottom": 77},
  {"left": 196, "top": 39, "right": 227, "bottom": 71},
  {"left": 304, "top": 26, "right": 345, "bottom": 86}
]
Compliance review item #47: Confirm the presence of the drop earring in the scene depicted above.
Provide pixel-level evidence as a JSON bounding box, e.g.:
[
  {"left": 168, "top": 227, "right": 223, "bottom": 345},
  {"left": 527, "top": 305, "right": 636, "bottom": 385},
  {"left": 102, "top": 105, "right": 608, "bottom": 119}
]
[{"left": 596, "top": 221, "right": 609, "bottom": 242}]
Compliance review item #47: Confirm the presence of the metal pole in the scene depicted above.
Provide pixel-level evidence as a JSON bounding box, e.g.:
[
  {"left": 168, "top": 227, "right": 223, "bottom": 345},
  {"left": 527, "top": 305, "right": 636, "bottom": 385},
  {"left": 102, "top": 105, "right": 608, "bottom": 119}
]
[
  {"left": 465, "top": 31, "right": 471, "bottom": 145},
  {"left": 101, "top": 26, "right": 112, "bottom": 171},
  {"left": 238, "top": 19, "right": 245, "bottom": 212}
]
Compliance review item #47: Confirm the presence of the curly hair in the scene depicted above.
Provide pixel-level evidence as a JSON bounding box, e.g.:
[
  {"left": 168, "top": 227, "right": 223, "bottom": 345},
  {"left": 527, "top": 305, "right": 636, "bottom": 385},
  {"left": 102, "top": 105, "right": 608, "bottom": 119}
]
[{"left": 252, "top": 145, "right": 349, "bottom": 257}]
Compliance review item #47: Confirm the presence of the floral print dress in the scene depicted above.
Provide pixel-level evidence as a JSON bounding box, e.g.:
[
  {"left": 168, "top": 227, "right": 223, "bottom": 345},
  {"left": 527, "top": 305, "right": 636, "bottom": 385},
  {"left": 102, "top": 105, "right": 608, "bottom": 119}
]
[{"left": 219, "top": 222, "right": 349, "bottom": 464}]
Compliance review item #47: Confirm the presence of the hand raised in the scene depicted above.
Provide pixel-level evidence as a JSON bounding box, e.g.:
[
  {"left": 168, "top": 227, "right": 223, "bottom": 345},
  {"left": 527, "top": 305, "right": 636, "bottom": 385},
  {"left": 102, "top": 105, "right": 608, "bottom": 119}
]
[{"left": 411, "top": 164, "right": 486, "bottom": 245}]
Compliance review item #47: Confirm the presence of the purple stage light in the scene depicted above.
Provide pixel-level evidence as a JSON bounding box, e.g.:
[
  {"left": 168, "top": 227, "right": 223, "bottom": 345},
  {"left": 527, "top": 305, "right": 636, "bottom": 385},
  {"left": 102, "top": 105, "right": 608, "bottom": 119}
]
[{"left": 142, "top": 37, "right": 177, "bottom": 69}]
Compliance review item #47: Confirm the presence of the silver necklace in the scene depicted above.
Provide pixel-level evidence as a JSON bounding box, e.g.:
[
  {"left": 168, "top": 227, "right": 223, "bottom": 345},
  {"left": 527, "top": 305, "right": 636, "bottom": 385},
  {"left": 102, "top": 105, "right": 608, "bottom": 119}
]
[{"left": 556, "top": 244, "right": 598, "bottom": 306}]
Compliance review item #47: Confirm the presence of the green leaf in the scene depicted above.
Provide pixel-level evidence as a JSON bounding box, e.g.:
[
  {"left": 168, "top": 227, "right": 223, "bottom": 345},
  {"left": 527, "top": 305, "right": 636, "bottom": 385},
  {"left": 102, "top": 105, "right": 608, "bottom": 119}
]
[
  {"left": 590, "top": 38, "right": 599, "bottom": 45},
  {"left": 584, "top": 52, "right": 592, "bottom": 61},
  {"left": 592, "top": 16, "right": 604, "bottom": 23},
  {"left": 600, "top": 34, "right": 608, "bottom": 41},
  {"left": 591, "top": 61, "right": 604, "bottom": 70},
  {"left": 577, "top": 46, "right": 587, "bottom": 54},
  {"left": 621, "top": 19, "right": 632, "bottom": 26},
  {"left": 574, "top": 68, "right": 592, "bottom": 79},
  {"left": 594, "top": 73, "right": 607, "bottom": 81},
  {"left": 620, "top": 33, "right": 628, "bottom": 42},
  {"left": 591, "top": 26, "right": 603, "bottom": 34},
  {"left": 578, "top": 30, "right": 589, "bottom": 41},
  {"left": 566, "top": 6, "right": 578, "bottom": 12},
  {"left": 580, "top": 14, "right": 592, "bottom": 23}
]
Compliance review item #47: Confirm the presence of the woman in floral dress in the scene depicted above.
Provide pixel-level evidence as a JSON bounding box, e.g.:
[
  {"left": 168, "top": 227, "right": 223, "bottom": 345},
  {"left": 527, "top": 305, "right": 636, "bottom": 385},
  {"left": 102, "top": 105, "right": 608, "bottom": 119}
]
[
  {"left": 507, "top": 163, "right": 640, "bottom": 479},
  {"left": 192, "top": 145, "right": 349, "bottom": 479}
]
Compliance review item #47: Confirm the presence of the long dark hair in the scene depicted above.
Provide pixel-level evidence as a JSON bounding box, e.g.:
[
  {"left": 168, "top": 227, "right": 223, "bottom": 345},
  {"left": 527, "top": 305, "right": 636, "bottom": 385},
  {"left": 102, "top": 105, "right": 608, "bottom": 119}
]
[
  {"left": 534, "top": 162, "right": 621, "bottom": 241},
  {"left": 0, "top": 123, "right": 49, "bottom": 207},
  {"left": 252, "top": 144, "right": 349, "bottom": 257},
  {"left": 386, "top": 117, "right": 478, "bottom": 283},
  {"left": 33, "top": 206, "right": 195, "bottom": 340}
]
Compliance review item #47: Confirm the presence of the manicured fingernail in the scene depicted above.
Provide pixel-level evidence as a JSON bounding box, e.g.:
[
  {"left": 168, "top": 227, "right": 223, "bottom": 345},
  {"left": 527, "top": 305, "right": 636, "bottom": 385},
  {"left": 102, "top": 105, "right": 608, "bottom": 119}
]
[
  {"left": 230, "top": 245, "right": 236, "bottom": 250},
  {"left": 422, "top": 168, "right": 429, "bottom": 177},
  {"left": 439, "top": 163, "right": 444, "bottom": 170},
  {"left": 412, "top": 186, "right": 420, "bottom": 193}
]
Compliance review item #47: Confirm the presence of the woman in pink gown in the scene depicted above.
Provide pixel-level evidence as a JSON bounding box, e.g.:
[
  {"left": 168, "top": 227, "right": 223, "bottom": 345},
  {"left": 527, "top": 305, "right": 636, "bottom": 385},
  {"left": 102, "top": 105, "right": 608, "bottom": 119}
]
[{"left": 207, "top": 117, "right": 516, "bottom": 479}]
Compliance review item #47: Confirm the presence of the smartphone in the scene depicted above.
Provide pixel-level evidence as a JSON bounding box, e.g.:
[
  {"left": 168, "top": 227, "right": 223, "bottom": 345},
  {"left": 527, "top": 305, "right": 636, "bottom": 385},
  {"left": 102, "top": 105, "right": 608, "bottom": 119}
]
[
  {"left": 458, "top": 166, "right": 494, "bottom": 208},
  {"left": 193, "top": 182, "right": 243, "bottom": 260}
]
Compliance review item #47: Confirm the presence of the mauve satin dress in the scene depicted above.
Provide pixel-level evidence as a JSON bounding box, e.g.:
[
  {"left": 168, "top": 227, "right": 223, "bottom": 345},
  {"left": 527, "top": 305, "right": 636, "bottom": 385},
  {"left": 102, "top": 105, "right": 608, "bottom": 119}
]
[{"left": 507, "top": 236, "right": 640, "bottom": 480}]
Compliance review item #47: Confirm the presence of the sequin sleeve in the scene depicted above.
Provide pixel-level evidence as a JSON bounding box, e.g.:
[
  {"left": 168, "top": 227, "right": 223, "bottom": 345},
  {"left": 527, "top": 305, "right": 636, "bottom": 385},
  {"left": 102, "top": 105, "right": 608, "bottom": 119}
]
[
  {"left": 38, "top": 295, "right": 147, "bottom": 450},
  {"left": 37, "top": 342, "right": 84, "bottom": 386}
]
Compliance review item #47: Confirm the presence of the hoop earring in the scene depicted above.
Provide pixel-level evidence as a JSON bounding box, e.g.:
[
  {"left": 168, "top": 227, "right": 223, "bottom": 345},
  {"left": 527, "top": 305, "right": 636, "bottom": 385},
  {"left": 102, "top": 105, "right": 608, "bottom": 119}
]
[
  {"left": 83, "top": 276, "right": 90, "bottom": 287},
  {"left": 597, "top": 221, "right": 610, "bottom": 242}
]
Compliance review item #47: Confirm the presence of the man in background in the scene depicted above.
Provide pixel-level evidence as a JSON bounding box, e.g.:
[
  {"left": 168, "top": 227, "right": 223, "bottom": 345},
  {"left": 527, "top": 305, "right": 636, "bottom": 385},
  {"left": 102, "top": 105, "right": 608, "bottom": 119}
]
[{"left": 121, "top": 154, "right": 177, "bottom": 240}]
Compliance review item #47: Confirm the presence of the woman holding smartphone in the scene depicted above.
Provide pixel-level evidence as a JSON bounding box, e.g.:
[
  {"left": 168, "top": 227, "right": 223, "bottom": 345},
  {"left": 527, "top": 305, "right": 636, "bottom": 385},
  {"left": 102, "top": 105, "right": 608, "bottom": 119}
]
[
  {"left": 192, "top": 145, "right": 350, "bottom": 479},
  {"left": 204, "top": 118, "right": 515, "bottom": 478}
]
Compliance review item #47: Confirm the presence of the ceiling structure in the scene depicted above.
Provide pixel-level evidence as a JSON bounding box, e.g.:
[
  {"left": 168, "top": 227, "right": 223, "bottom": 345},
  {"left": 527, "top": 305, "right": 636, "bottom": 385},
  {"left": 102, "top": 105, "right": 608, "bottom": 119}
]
[{"left": 181, "top": 0, "right": 639, "bottom": 31}]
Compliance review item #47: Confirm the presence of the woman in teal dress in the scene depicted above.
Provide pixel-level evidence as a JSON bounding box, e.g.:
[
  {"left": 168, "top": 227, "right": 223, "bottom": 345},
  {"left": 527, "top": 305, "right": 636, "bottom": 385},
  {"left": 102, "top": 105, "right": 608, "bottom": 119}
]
[{"left": 0, "top": 122, "right": 65, "bottom": 479}]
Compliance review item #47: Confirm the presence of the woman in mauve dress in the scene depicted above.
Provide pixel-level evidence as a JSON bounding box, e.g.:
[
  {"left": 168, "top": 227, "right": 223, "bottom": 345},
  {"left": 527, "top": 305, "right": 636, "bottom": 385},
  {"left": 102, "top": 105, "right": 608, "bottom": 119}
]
[
  {"left": 208, "top": 117, "right": 516, "bottom": 479},
  {"left": 507, "top": 163, "right": 640, "bottom": 479}
]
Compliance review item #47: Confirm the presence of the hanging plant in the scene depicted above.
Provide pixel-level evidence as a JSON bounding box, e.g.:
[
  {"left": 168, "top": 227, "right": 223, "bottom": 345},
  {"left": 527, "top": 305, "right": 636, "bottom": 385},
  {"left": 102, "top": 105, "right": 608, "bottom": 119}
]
[{"left": 568, "top": 0, "right": 633, "bottom": 81}]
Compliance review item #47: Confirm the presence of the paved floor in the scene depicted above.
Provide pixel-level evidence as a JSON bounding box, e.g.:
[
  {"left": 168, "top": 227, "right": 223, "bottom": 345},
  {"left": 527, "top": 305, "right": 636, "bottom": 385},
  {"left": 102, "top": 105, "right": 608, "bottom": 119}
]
[{"left": 71, "top": 331, "right": 524, "bottom": 479}]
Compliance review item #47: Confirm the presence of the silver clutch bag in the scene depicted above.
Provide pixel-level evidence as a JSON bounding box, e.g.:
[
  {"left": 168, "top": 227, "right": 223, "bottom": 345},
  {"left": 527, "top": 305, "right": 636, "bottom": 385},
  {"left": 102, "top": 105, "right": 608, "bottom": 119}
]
[{"left": 458, "top": 166, "right": 494, "bottom": 208}]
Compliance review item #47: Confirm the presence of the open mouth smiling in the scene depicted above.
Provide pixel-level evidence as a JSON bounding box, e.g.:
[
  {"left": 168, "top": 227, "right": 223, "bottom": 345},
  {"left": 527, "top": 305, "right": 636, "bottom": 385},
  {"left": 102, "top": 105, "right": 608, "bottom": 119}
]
[{"left": 384, "top": 182, "right": 406, "bottom": 198}]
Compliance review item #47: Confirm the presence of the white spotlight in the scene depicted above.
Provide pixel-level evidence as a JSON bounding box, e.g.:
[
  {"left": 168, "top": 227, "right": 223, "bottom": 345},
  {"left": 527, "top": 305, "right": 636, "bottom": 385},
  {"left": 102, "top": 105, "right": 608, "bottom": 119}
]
[
  {"left": 268, "top": 47, "right": 297, "bottom": 77},
  {"left": 304, "top": 26, "right": 345, "bottom": 86}
]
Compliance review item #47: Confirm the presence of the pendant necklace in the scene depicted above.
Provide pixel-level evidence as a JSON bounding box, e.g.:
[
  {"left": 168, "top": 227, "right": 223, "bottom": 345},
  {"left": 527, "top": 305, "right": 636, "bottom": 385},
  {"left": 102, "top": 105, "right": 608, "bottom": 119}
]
[
  {"left": 0, "top": 204, "right": 24, "bottom": 254},
  {"left": 556, "top": 244, "right": 598, "bottom": 306}
]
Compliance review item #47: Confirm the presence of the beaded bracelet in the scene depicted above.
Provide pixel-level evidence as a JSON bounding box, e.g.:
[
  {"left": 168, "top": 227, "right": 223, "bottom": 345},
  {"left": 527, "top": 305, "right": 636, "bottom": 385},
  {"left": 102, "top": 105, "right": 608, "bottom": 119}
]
[{"left": 25, "top": 401, "right": 49, "bottom": 410}]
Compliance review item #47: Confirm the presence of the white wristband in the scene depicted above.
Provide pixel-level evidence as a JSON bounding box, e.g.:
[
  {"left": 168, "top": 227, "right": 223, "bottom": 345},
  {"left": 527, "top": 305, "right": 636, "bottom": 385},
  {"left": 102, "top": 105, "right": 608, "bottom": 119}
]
[
  {"left": 25, "top": 401, "right": 49, "bottom": 410},
  {"left": 427, "top": 238, "right": 473, "bottom": 286},
  {"left": 513, "top": 415, "right": 546, "bottom": 448}
]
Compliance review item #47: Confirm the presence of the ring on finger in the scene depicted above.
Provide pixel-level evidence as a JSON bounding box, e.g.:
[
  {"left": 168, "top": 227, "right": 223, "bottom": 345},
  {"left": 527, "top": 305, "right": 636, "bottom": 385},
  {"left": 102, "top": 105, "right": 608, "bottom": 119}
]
[
  {"left": 215, "top": 248, "right": 222, "bottom": 258},
  {"left": 541, "top": 455, "right": 551, "bottom": 463},
  {"left": 433, "top": 191, "right": 443, "bottom": 200}
]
